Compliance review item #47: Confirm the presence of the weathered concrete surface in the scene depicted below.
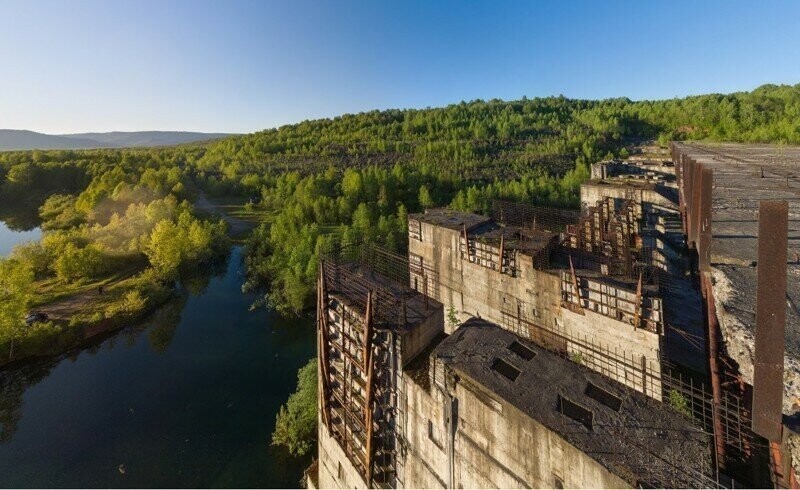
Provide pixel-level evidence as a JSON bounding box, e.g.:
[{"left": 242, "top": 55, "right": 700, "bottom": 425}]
[
  {"left": 400, "top": 350, "right": 450, "bottom": 489},
  {"left": 432, "top": 319, "right": 714, "bottom": 488},
  {"left": 318, "top": 422, "right": 368, "bottom": 489},
  {"left": 409, "top": 209, "right": 665, "bottom": 396},
  {"left": 674, "top": 142, "right": 800, "bottom": 414}
]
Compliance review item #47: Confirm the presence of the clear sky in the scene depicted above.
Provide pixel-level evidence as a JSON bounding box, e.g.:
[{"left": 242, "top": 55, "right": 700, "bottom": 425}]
[{"left": 1, "top": 0, "right": 799, "bottom": 134}]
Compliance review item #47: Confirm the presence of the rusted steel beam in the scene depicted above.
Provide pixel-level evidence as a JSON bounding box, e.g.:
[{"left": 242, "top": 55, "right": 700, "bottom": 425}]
[
  {"left": 690, "top": 161, "right": 704, "bottom": 248},
  {"left": 675, "top": 153, "right": 688, "bottom": 234},
  {"left": 698, "top": 168, "right": 714, "bottom": 271},
  {"left": 499, "top": 233, "right": 505, "bottom": 273},
  {"left": 701, "top": 273, "right": 728, "bottom": 470},
  {"left": 685, "top": 158, "right": 696, "bottom": 238},
  {"left": 363, "top": 290, "right": 373, "bottom": 372},
  {"left": 317, "top": 264, "right": 332, "bottom": 429},
  {"left": 363, "top": 290, "right": 375, "bottom": 486},
  {"left": 633, "top": 270, "right": 643, "bottom": 330},
  {"left": 752, "top": 200, "right": 789, "bottom": 442},
  {"left": 568, "top": 255, "right": 584, "bottom": 314},
  {"left": 675, "top": 154, "right": 684, "bottom": 201}
]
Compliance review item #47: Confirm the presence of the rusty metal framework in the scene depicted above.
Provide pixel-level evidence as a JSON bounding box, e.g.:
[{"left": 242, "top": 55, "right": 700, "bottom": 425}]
[
  {"left": 559, "top": 269, "right": 663, "bottom": 334},
  {"left": 491, "top": 200, "right": 581, "bottom": 232},
  {"left": 671, "top": 143, "right": 781, "bottom": 487},
  {"left": 316, "top": 142, "right": 786, "bottom": 488},
  {"left": 318, "top": 241, "right": 440, "bottom": 488}
]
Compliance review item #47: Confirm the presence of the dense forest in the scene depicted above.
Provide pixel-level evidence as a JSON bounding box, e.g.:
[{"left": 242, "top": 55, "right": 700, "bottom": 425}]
[{"left": 2, "top": 83, "right": 800, "bottom": 357}]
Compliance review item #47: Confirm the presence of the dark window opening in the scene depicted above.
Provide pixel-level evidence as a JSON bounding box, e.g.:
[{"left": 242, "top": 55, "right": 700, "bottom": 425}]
[
  {"left": 557, "top": 394, "right": 594, "bottom": 430},
  {"left": 553, "top": 475, "right": 564, "bottom": 489},
  {"left": 585, "top": 382, "right": 622, "bottom": 412},
  {"left": 427, "top": 419, "right": 443, "bottom": 449},
  {"left": 491, "top": 358, "right": 521, "bottom": 382},
  {"left": 508, "top": 340, "right": 536, "bottom": 361}
]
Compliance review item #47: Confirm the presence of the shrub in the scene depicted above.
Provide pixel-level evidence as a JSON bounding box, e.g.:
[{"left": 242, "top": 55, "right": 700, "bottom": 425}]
[
  {"left": 668, "top": 389, "right": 693, "bottom": 418},
  {"left": 272, "top": 358, "right": 318, "bottom": 456}
]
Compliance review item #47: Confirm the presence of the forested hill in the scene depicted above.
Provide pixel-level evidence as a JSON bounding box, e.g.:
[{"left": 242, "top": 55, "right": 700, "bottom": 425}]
[
  {"left": 198, "top": 83, "right": 800, "bottom": 181},
  {"left": 2, "top": 83, "right": 799, "bottom": 316}
]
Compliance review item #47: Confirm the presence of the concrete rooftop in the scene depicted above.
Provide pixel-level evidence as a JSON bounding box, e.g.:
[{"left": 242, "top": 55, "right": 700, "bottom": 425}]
[
  {"left": 433, "top": 318, "right": 715, "bottom": 488},
  {"left": 410, "top": 208, "right": 492, "bottom": 231}
]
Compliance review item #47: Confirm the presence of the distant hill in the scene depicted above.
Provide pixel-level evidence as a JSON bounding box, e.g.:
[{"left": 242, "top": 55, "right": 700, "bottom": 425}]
[{"left": 0, "top": 129, "right": 233, "bottom": 151}]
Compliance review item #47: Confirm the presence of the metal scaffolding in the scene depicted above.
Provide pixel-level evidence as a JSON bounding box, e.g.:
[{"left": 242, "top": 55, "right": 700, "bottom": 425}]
[{"left": 318, "top": 241, "right": 438, "bottom": 488}]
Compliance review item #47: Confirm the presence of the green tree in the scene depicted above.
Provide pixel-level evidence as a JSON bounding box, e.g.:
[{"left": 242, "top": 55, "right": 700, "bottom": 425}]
[
  {"left": 418, "top": 185, "right": 434, "bottom": 209},
  {"left": 0, "top": 258, "right": 34, "bottom": 360},
  {"left": 272, "top": 358, "right": 318, "bottom": 456},
  {"left": 53, "top": 243, "right": 107, "bottom": 282}
]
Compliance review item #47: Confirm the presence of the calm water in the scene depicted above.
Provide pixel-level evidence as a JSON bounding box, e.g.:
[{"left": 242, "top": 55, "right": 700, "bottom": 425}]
[
  {"left": 0, "top": 221, "right": 41, "bottom": 256},
  {"left": 0, "top": 246, "right": 316, "bottom": 488}
]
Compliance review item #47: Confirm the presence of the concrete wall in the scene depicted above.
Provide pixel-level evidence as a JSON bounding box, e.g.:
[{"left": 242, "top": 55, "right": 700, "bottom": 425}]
[
  {"left": 400, "top": 306, "right": 444, "bottom": 368},
  {"left": 400, "top": 366, "right": 631, "bottom": 489},
  {"left": 452, "top": 376, "right": 629, "bottom": 488},
  {"left": 560, "top": 307, "right": 662, "bottom": 398},
  {"left": 409, "top": 222, "right": 465, "bottom": 332},
  {"left": 409, "top": 218, "right": 663, "bottom": 396},
  {"left": 581, "top": 182, "right": 676, "bottom": 212},
  {"left": 318, "top": 422, "right": 368, "bottom": 490},
  {"left": 400, "top": 377, "right": 449, "bottom": 488}
]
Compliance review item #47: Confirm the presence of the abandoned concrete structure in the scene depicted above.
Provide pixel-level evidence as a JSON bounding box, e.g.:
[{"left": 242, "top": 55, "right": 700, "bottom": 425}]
[{"left": 311, "top": 143, "right": 797, "bottom": 489}]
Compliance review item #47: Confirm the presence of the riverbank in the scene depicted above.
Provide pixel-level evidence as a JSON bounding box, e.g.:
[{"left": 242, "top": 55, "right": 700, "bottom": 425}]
[{"left": 1, "top": 271, "right": 175, "bottom": 370}]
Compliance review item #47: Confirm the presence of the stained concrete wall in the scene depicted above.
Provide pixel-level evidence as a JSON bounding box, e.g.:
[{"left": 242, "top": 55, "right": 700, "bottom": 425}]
[
  {"left": 409, "top": 218, "right": 663, "bottom": 395},
  {"left": 318, "top": 422, "right": 368, "bottom": 489},
  {"left": 400, "top": 306, "right": 444, "bottom": 368},
  {"left": 451, "top": 377, "right": 630, "bottom": 489},
  {"left": 560, "top": 307, "right": 662, "bottom": 398},
  {"left": 399, "top": 370, "right": 630, "bottom": 489},
  {"left": 409, "top": 223, "right": 465, "bottom": 332},
  {"left": 400, "top": 376, "right": 449, "bottom": 488},
  {"left": 581, "top": 182, "right": 676, "bottom": 213}
]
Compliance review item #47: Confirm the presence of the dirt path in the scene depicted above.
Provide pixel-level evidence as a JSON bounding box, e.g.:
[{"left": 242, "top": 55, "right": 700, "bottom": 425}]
[{"left": 37, "top": 274, "right": 133, "bottom": 322}]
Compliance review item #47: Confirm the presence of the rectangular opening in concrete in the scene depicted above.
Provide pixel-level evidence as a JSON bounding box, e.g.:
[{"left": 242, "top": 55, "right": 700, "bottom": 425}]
[
  {"left": 491, "top": 358, "right": 521, "bottom": 382},
  {"left": 557, "top": 394, "right": 594, "bottom": 431},
  {"left": 585, "top": 382, "right": 622, "bottom": 412},
  {"left": 508, "top": 340, "right": 536, "bottom": 361}
]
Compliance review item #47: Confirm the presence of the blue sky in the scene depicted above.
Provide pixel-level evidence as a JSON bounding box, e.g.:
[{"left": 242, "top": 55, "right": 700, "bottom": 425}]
[{"left": 1, "top": 0, "right": 799, "bottom": 134}]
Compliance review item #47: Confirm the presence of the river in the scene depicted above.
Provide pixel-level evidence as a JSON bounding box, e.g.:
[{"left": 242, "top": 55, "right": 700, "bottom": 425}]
[
  {"left": 0, "top": 220, "right": 41, "bottom": 256},
  {"left": 0, "top": 228, "right": 316, "bottom": 488}
]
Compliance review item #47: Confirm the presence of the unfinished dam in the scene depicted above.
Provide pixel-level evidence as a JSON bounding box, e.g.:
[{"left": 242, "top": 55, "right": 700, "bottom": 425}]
[{"left": 309, "top": 142, "right": 800, "bottom": 489}]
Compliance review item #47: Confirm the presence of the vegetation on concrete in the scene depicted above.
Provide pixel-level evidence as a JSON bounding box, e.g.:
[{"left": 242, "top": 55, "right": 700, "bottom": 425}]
[
  {"left": 668, "top": 389, "right": 693, "bottom": 418},
  {"left": 272, "top": 358, "right": 318, "bottom": 457},
  {"left": 447, "top": 304, "right": 461, "bottom": 331}
]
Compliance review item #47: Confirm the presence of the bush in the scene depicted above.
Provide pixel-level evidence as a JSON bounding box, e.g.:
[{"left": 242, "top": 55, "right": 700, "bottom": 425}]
[
  {"left": 668, "top": 389, "right": 693, "bottom": 418},
  {"left": 272, "top": 358, "right": 318, "bottom": 456},
  {"left": 53, "top": 244, "right": 109, "bottom": 282}
]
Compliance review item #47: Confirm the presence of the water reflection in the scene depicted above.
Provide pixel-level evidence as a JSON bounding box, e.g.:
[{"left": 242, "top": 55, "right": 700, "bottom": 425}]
[
  {"left": 0, "top": 362, "right": 52, "bottom": 443},
  {"left": 0, "top": 200, "right": 41, "bottom": 232}
]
